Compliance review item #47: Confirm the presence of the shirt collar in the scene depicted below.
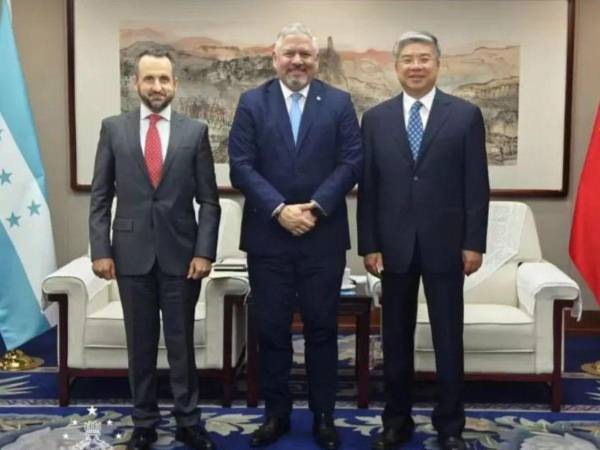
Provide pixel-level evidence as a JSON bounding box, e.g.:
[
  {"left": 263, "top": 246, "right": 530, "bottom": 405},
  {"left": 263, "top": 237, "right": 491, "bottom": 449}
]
[
  {"left": 279, "top": 80, "right": 310, "bottom": 101},
  {"left": 140, "top": 102, "right": 172, "bottom": 122},
  {"left": 403, "top": 87, "right": 436, "bottom": 112}
]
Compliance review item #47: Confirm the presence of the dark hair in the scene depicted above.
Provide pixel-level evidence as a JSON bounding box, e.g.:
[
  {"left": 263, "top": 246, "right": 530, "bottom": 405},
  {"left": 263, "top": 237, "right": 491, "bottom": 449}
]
[{"left": 135, "top": 48, "right": 175, "bottom": 71}]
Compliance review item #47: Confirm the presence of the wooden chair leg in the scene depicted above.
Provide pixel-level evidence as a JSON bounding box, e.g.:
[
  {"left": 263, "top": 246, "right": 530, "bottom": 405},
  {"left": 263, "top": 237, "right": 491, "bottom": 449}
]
[
  {"left": 59, "top": 370, "right": 70, "bottom": 406},
  {"left": 551, "top": 300, "right": 572, "bottom": 412},
  {"left": 246, "top": 295, "right": 259, "bottom": 407},
  {"left": 222, "top": 294, "right": 239, "bottom": 407}
]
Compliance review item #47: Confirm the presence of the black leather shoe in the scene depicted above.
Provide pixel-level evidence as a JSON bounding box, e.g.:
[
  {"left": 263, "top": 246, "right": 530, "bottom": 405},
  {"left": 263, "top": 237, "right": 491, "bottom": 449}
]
[
  {"left": 438, "top": 435, "right": 466, "bottom": 450},
  {"left": 249, "top": 416, "right": 291, "bottom": 447},
  {"left": 313, "top": 413, "right": 340, "bottom": 450},
  {"left": 175, "top": 425, "right": 216, "bottom": 450},
  {"left": 371, "top": 426, "right": 414, "bottom": 450},
  {"left": 127, "top": 427, "right": 157, "bottom": 450}
]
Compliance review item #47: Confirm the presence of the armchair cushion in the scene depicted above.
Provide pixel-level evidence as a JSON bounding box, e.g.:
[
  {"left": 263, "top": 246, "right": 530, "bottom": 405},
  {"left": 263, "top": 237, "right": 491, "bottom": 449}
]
[
  {"left": 84, "top": 297, "right": 207, "bottom": 350},
  {"left": 517, "top": 261, "right": 581, "bottom": 317},
  {"left": 415, "top": 303, "right": 534, "bottom": 352}
]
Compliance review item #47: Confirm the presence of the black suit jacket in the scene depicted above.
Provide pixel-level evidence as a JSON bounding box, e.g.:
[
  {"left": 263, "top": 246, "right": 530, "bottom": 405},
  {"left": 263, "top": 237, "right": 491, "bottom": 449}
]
[
  {"left": 357, "top": 90, "right": 490, "bottom": 273},
  {"left": 89, "top": 108, "right": 221, "bottom": 276}
]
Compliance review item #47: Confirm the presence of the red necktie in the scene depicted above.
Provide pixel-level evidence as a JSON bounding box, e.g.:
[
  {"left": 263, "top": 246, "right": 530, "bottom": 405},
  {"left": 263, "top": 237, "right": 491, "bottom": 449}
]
[{"left": 144, "top": 114, "right": 163, "bottom": 188}]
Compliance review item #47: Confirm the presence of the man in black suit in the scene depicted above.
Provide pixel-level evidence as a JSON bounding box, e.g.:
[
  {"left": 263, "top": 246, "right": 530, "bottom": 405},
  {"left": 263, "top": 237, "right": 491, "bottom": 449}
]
[
  {"left": 89, "top": 49, "right": 220, "bottom": 450},
  {"left": 357, "top": 31, "right": 490, "bottom": 450}
]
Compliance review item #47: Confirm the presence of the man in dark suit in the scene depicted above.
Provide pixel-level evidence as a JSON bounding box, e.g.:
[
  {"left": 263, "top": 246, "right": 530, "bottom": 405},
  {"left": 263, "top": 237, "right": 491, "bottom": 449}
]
[
  {"left": 228, "top": 22, "right": 362, "bottom": 450},
  {"left": 89, "top": 49, "right": 220, "bottom": 450},
  {"left": 358, "top": 31, "right": 490, "bottom": 450}
]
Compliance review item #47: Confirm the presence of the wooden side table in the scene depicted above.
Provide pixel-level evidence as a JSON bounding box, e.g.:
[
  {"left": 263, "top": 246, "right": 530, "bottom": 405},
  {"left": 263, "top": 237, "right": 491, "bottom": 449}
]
[{"left": 244, "top": 287, "right": 373, "bottom": 408}]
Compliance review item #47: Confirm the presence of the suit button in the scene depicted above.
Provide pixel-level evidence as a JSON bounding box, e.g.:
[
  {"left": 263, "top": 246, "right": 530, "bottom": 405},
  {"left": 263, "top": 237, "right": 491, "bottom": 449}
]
[{"left": 413, "top": 176, "right": 419, "bottom": 181}]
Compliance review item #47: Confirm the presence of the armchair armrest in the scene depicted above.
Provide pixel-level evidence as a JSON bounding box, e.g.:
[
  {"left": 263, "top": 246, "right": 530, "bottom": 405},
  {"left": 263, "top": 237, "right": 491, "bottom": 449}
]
[
  {"left": 517, "top": 261, "right": 580, "bottom": 375},
  {"left": 43, "top": 256, "right": 108, "bottom": 308},
  {"left": 517, "top": 261, "right": 580, "bottom": 317},
  {"left": 42, "top": 256, "right": 110, "bottom": 365},
  {"left": 202, "top": 274, "right": 250, "bottom": 368}
]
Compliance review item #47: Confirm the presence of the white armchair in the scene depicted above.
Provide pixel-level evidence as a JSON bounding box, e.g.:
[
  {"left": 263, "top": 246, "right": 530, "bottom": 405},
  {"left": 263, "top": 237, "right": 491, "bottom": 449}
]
[
  {"left": 42, "top": 198, "right": 248, "bottom": 406},
  {"left": 368, "top": 201, "right": 580, "bottom": 411}
]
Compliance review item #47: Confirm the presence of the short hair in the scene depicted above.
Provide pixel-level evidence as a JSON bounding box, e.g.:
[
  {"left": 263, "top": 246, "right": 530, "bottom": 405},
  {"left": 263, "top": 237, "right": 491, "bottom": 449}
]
[
  {"left": 274, "top": 22, "right": 319, "bottom": 54},
  {"left": 392, "top": 31, "right": 441, "bottom": 61},
  {"left": 135, "top": 48, "right": 175, "bottom": 72}
]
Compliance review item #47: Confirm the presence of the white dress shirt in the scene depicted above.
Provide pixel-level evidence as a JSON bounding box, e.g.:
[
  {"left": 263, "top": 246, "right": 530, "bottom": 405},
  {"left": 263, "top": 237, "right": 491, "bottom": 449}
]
[
  {"left": 279, "top": 81, "right": 310, "bottom": 113},
  {"left": 403, "top": 87, "right": 436, "bottom": 130},
  {"left": 140, "top": 103, "right": 171, "bottom": 160}
]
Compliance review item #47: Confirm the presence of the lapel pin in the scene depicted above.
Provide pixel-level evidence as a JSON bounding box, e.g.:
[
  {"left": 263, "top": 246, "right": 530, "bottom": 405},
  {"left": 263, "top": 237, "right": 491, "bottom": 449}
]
[{"left": 316, "top": 96, "right": 321, "bottom": 101}]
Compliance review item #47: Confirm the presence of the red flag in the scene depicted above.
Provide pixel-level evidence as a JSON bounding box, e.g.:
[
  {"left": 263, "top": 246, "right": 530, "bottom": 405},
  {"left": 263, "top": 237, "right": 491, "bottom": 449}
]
[{"left": 570, "top": 103, "right": 600, "bottom": 305}]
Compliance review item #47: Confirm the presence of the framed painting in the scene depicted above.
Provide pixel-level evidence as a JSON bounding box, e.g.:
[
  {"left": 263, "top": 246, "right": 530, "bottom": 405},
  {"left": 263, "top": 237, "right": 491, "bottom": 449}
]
[{"left": 68, "top": 0, "right": 574, "bottom": 195}]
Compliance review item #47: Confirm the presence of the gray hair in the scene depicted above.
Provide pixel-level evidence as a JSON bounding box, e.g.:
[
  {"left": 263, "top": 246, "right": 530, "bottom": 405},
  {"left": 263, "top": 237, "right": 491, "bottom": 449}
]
[
  {"left": 392, "top": 31, "right": 441, "bottom": 61},
  {"left": 274, "top": 22, "right": 319, "bottom": 54}
]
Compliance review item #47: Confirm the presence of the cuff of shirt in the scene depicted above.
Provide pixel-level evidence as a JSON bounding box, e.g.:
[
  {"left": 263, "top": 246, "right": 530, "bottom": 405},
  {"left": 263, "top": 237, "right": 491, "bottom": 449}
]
[
  {"left": 272, "top": 203, "right": 285, "bottom": 218},
  {"left": 311, "top": 200, "right": 327, "bottom": 217}
]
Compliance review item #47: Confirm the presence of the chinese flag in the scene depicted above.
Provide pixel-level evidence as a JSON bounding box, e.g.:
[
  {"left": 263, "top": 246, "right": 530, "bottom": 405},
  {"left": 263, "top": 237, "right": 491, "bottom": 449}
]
[{"left": 570, "top": 102, "right": 600, "bottom": 305}]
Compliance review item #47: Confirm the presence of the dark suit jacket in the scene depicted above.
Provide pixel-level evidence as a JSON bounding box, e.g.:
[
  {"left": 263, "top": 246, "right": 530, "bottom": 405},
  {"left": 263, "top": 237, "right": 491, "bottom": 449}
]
[
  {"left": 89, "top": 108, "right": 221, "bottom": 276},
  {"left": 228, "top": 79, "right": 362, "bottom": 255},
  {"left": 357, "top": 90, "right": 490, "bottom": 273}
]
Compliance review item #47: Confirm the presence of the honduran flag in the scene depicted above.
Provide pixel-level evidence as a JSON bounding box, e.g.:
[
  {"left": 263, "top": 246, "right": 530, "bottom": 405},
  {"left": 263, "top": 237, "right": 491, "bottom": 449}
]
[{"left": 0, "top": 0, "right": 56, "bottom": 350}]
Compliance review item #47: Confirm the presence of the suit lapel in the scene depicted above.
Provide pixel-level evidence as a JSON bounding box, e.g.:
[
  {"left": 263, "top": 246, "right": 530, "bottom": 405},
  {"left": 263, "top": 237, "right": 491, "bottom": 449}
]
[
  {"left": 125, "top": 108, "right": 154, "bottom": 188},
  {"left": 158, "top": 111, "right": 183, "bottom": 187},
  {"left": 415, "top": 89, "right": 452, "bottom": 169},
  {"left": 267, "top": 81, "right": 296, "bottom": 156},
  {"left": 386, "top": 94, "right": 413, "bottom": 165},
  {"left": 295, "top": 81, "right": 322, "bottom": 150}
]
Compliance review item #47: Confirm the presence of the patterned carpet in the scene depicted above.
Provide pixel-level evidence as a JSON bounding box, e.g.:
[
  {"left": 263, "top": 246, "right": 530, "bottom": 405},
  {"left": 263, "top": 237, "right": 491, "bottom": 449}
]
[
  {"left": 1, "top": 329, "right": 600, "bottom": 448},
  {"left": 1, "top": 405, "right": 600, "bottom": 449}
]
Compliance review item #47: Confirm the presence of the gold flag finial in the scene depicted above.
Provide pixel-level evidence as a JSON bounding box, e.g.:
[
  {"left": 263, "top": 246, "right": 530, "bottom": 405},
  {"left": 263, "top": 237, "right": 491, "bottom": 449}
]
[
  {"left": 0, "top": 350, "right": 44, "bottom": 371},
  {"left": 581, "top": 360, "right": 600, "bottom": 377}
]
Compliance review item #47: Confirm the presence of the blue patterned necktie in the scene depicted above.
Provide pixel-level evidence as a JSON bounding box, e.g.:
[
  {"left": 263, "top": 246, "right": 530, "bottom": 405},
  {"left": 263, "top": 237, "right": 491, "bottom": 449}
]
[
  {"left": 289, "top": 92, "right": 302, "bottom": 145},
  {"left": 407, "top": 100, "right": 424, "bottom": 161}
]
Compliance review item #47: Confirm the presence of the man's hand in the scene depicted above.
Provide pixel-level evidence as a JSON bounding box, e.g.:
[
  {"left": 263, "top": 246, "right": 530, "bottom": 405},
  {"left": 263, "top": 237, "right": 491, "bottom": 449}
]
[
  {"left": 92, "top": 258, "right": 116, "bottom": 280},
  {"left": 462, "top": 250, "right": 483, "bottom": 276},
  {"left": 364, "top": 252, "right": 384, "bottom": 278},
  {"left": 277, "top": 203, "right": 317, "bottom": 236},
  {"left": 187, "top": 257, "right": 212, "bottom": 280}
]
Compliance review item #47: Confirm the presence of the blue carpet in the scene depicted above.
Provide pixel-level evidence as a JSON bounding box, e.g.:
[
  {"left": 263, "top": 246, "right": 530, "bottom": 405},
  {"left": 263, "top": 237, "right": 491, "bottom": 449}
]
[{"left": 0, "top": 405, "right": 600, "bottom": 449}]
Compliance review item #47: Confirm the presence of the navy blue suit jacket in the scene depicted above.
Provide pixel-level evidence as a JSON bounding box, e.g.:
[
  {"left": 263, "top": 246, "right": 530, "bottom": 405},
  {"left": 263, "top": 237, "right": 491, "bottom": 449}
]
[
  {"left": 357, "top": 90, "right": 490, "bottom": 273},
  {"left": 228, "top": 79, "right": 363, "bottom": 255}
]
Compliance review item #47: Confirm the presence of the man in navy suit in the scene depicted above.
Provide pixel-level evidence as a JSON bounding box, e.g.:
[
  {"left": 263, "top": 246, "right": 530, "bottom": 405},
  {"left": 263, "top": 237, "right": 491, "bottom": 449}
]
[
  {"left": 358, "top": 31, "right": 489, "bottom": 450},
  {"left": 228, "top": 22, "right": 362, "bottom": 449}
]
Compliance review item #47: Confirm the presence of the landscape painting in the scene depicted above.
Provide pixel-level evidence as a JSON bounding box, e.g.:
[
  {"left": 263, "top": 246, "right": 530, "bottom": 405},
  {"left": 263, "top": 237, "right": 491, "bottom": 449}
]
[
  {"left": 120, "top": 25, "right": 519, "bottom": 167},
  {"left": 70, "top": 0, "right": 571, "bottom": 193}
]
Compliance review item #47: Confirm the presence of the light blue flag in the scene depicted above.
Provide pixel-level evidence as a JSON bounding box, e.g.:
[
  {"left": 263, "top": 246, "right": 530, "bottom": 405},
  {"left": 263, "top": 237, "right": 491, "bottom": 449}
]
[{"left": 0, "top": 0, "right": 56, "bottom": 350}]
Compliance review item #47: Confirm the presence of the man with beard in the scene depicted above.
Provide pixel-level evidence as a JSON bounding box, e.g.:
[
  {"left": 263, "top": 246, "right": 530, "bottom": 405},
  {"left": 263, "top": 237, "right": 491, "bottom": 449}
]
[
  {"left": 89, "top": 49, "right": 220, "bottom": 450},
  {"left": 228, "top": 23, "right": 362, "bottom": 449},
  {"left": 358, "top": 31, "right": 489, "bottom": 450}
]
